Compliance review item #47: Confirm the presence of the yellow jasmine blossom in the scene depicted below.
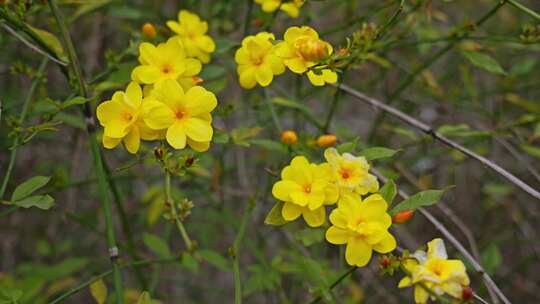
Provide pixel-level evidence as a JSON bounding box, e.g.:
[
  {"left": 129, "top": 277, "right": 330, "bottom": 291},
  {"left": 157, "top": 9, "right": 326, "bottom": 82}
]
[
  {"left": 324, "top": 148, "right": 379, "bottom": 196},
  {"left": 166, "top": 10, "right": 216, "bottom": 64},
  {"left": 131, "top": 37, "right": 202, "bottom": 88},
  {"left": 143, "top": 79, "right": 217, "bottom": 152},
  {"left": 398, "top": 238, "right": 470, "bottom": 304},
  {"left": 96, "top": 82, "right": 162, "bottom": 154},
  {"left": 326, "top": 194, "right": 396, "bottom": 267},
  {"left": 275, "top": 26, "right": 338, "bottom": 86},
  {"left": 254, "top": 0, "right": 305, "bottom": 18},
  {"left": 272, "top": 156, "right": 339, "bottom": 227},
  {"left": 235, "top": 32, "right": 285, "bottom": 89}
]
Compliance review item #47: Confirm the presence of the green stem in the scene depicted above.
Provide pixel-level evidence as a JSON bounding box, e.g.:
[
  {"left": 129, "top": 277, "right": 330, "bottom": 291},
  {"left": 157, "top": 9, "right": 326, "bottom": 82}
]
[
  {"left": 103, "top": 160, "right": 148, "bottom": 289},
  {"left": 243, "top": 0, "right": 253, "bottom": 36},
  {"left": 165, "top": 171, "right": 193, "bottom": 250},
  {"left": 48, "top": 0, "right": 123, "bottom": 302},
  {"left": 49, "top": 256, "right": 181, "bottom": 304},
  {"left": 506, "top": 0, "right": 540, "bottom": 20},
  {"left": 308, "top": 267, "right": 358, "bottom": 304},
  {"left": 263, "top": 89, "right": 282, "bottom": 132},
  {"left": 0, "top": 59, "right": 48, "bottom": 199},
  {"left": 231, "top": 199, "right": 256, "bottom": 304}
]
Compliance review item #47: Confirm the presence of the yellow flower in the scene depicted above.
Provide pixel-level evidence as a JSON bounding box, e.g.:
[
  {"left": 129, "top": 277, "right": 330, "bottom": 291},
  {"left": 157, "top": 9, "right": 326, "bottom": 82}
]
[
  {"left": 143, "top": 79, "right": 217, "bottom": 152},
  {"left": 166, "top": 10, "right": 216, "bottom": 64},
  {"left": 131, "top": 37, "right": 202, "bottom": 88},
  {"left": 235, "top": 32, "right": 285, "bottom": 89},
  {"left": 275, "top": 26, "right": 338, "bottom": 86},
  {"left": 324, "top": 148, "right": 379, "bottom": 196},
  {"left": 398, "top": 238, "right": 471, "bottom": 304},
  {"left": 325, "top": 194, "right": 396, "bottom": 267},
  {"left": 96, "top": 82, "right": 162, "bottom": 154},
  {"left": 272, "top": 156, "right": 339, "bottom": 227},
  {"left": 254, "top": 0, "right": 305, "bottom": 18}
]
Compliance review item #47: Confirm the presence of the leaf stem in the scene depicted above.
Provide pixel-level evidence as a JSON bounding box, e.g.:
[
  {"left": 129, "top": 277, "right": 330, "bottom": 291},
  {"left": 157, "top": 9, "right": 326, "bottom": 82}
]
[
  {"left": 48, "top": 0, "right": 123, "bottom": 302},
  {"left": 165, "top": 171, "right": 193, "bottom": 250},
  {"left": 0, "top": 59, "right": 48, "bottom": 199}
]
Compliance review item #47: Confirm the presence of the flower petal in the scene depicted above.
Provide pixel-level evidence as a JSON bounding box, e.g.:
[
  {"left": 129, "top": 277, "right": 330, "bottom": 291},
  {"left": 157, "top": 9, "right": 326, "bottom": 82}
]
[
  {"left": 326, "top": 226, "right": 348, "bottom": 244},
  {"left": 302, "top": 206, "right": 325, "bottom": 227},
  {"left": 184, "top": 117, "right": 213, "bottom": 142},
  {"left": 372, "top": 231, "right": 397, "bottom": 254},
  {"left": 281, "top": 202, "right": 302, "bottom": 221},
  {"left": 272, "top": 180, "right": 301, "bottom": 202},
  {"left": 166, "top": 122, "right": 187, "bottom": 149},
  {"left": 345, "top": 239, "right": 372, "bottom": 267},
  {"left": 185, "top": 86, "right": 217, "bottom": 116},
  {"left": 132, "top": 66, "right": 161, "bottom": 84},
  {"left": 123, "top": 126, "right": 140, "bottom": 154}
]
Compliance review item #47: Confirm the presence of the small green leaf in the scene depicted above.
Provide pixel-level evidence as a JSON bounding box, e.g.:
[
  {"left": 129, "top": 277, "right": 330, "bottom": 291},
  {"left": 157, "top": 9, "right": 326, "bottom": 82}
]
[
  {"left": 390, "top": 189, "right": 448, "bottom": 215},
  {"left": 336, "top": 137, "right": 359, "bottom": 154},
  {"left": 13, "top": 194, "right": 55, "bottom": 210},
  {"left": 264, "top": 202, "right": 288, "bottom": 226},
  {"left": 136, "top": 291, "right": 152, "bottom": 304},
  {"left": 198, "top": 249, "right": 231, "bottom": 271},
  {"left": 481, "top": 244, "right": 502, "bottom": 275},
  {"left": 142, "top": 233, "right": 171, "bottom": 258},
  {"left": 250, "top": 139, "right": 287, "bottom": 154},
  {"left": 271, "top": 97, "right": 310, "bottom": 113},
  {"left": 27, "top": 25, "right": 66, "bottom": 59},
  {"left": 181, "top": 252, "right": 199, "bottom": 274},
  {"left": 379, "top": 180, "right": 397, "bottom": 206},
  {"left": 62, "top": 96, "right": 88, "bottom": 109},
  {"left": 462, "top": 51, "right": 506, "bottom": 75},
  {"left": 11, "top": 176, "right": 51, "bottom": 201},
  {"left": 89, "top": 279, "right": 107, "bottom": 304},
  {"left": 359, "top": 147, "right": 399, "bottom": 161},
  {"left": 521, "top": 144, "right": 540, "bottom": 159}
]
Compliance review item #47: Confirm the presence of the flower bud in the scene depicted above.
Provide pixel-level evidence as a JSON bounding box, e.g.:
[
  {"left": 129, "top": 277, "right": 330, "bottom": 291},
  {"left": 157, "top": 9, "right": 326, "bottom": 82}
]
[
  {"left": 192, "top": 76, "right": 204, "bottom": 85},
  {"left": 392, "top": 210, "right": 414, "bottom": 224},
  {"left": 142, "top": 22, "right": 157, "bottom": 39},
  {"left": 281, "top": 130, "right": 298, "bottom": 145},
  {"left": 461, "top": 286, "right": 473, "bottom": 301},
  {"left": 380, "top": 256, "right": 391, "bottom": 268},
  {"left": 316, "top": 134, "right": 337, "bottom": 147},
  {"left": 295, "top": 36, "right": 329, "bottom": 62}
]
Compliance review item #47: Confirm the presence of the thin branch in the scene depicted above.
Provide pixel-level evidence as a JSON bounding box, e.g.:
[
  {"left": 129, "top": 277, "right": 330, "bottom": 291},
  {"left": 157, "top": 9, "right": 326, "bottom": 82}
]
[
  {"left": 231, "top": 199, "right": 255, "bottom": 304},
  {"left": 337, "top": 83, "right": 540, "bottom": 201},
  {"left": 506, "top": 0, "right": 540, "bottom": 21},
  {"left": 308, "top": 267, "right": 358, "bottom": 304},
  {"left": 372, "top": 169, "right": 512, "bottom": 304}
]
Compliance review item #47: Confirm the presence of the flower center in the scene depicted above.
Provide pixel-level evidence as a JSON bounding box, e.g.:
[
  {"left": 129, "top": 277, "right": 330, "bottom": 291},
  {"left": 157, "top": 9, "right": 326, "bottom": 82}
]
[
  {"left": 122, "top": 111, "right": 133, "bottom": 122},
  {"left": 175, "top": 109, "right": 187, "bottom": 119},
  {"left": 161, "top": 64, "right": 174, "bottom": 75},
  {"left": 303, "top": 184, "right": 312, "bottom": 194},
  {"left": 294, "top": 36, "right": 328, "bottom": 62},
  {"left": 340, "top": 168, "right": 352, "bottom": 179}
]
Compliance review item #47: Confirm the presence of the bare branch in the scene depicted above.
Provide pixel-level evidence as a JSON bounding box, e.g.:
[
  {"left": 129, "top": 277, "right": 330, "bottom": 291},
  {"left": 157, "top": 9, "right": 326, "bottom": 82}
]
[{"left": 336, "top": 83, "right": 540, "bottom": 201}]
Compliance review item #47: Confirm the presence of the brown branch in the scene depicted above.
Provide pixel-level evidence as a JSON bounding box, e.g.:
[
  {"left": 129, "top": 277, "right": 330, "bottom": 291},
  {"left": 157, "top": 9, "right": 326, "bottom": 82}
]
[{"left": 336, "top": 83, "right": 540, "bottom": 201}]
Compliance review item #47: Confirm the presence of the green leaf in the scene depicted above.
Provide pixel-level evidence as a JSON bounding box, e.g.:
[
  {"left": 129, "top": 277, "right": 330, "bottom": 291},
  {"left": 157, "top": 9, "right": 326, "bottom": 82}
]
[
  {"left": 11, "top": 176, "right": 51, "bottom": 201},
  {"left": 181, "top": 252, "right": 199, "bottom": 274},
  {"left": 359, "top": 147, "right": 399, "bottom": 161},
  {"left": 462, "top": 51, "right": 506, "bottom": 75},
  {"left": 481, "top": 244, "right": 502, "bottom": 275},
  {"left": 389, "top": 189, "right": 448, "bottom": 215},
  {"left": 271, "top": 97, "right": 311, "bottom": 113},
  {"left": 89, "top": 279, "right": 107, "bottom": 304},
  {"left": 142, "top": 233, "right": 171, "bottom": 258},
  {"left": 200, "top": 65, "right": 226, "bottom": 79},
  {"left": 379, "top": 180, "right": 397, "bottom": 206},
  {"left": 295, "top": 228, "right": 325, "bottom": 246},
  {"left": 13, "top": 195, "right": 55, "bottom": 210},
  {"left": 62, "top": 96, "right": 88, "bottom": 109},
  {"left": 336, "top": 137, "right": 359, "bottom": 154},
  {"left": 250, "top": 139, "right": 288, "bottom": 154},
  {"left": 521, "top": 144, "right": 540, "bottom": 159},
  {"left": 136, "top": 291, "right": 152, "bottom": 304},
  {"left": 264, "top": 202, "right": 288, "bottom": 226},
  {"left": 27, "top": 25, "right": 66, "bottom": 59},
  {"left": 70, "top": 0, "right": 112, "bottom": 23},
  {"left": 198, "top": 249, "right": 231, "bottom": 271}
]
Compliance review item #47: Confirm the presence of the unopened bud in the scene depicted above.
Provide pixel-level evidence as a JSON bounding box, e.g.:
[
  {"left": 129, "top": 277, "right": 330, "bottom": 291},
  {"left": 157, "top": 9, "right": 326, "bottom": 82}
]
[
  {"left": 392, "top": 210, "right": 414, "bottom": 224},
  {"left": 154, "top": 147, "right": 164, "bottom": 160},
  {"left": 295, "top": 37, "right": 329, "bottom": 62},
  {"left": 192, "top": 76, "right": 204, "bottom": 85},
  {"left": 252, "top": 18, "right": 265, "bottom": 27},
  {"left": 281, "top": 130, "right": 298, "bottom": 145},
  {"left": 462, "top": 286, "right": 473, "bottom": 301},
  {"left": 380, "top": 256, "right": 391, "bottom": 268},
  {"left": 185, "top": 156, "right": 195, "bottom": 167},
  {"left": 142, "top": 22, "right": 157, "bottom": 39},
  {"left": 315, "top": 134, "right": 337, "bottom": 148}
]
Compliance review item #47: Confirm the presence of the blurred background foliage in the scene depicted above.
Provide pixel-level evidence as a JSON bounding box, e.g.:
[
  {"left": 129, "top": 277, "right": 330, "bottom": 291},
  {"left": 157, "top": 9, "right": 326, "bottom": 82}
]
[{"left": 1, "top": 0, "right": 539, "bottom": 303}]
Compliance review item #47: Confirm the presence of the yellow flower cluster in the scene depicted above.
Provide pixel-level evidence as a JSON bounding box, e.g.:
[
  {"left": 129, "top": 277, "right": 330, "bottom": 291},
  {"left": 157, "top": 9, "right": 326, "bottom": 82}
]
[
  {"left": 399, "top": 238, "right": 471, "bottom": 304},
  {"left": 97, "top": 10, "right": 218, "bottom": 154},
  {"left": 271, "top": 148, "right": 392, "bottom": 267},
  {"left": 235, "top": 26, "right": 337, "bottom": 88},
  {"left": 254, "top": 0, "right": 305, "bottom": 18}
]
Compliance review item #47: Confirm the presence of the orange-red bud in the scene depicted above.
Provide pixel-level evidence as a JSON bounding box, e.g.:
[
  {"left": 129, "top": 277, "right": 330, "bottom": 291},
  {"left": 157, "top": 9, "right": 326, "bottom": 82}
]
[
  {"left": 315, "top": 134, "right": 337, "bottom": 147},
  {"left": 142, "top": 22, "right": 157, "bottom": 39},
  {"left": 462, "top": 286, "right": 473, "bottom": 301},
  {"left": 281, "top": 130, "right": 298, "bottom": 145},
  {"left": 192, "top": 76, "right": 204, "bottom": 85},
  {"left": 392, "top": 210, "right": 414, "bottom": 224}
]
